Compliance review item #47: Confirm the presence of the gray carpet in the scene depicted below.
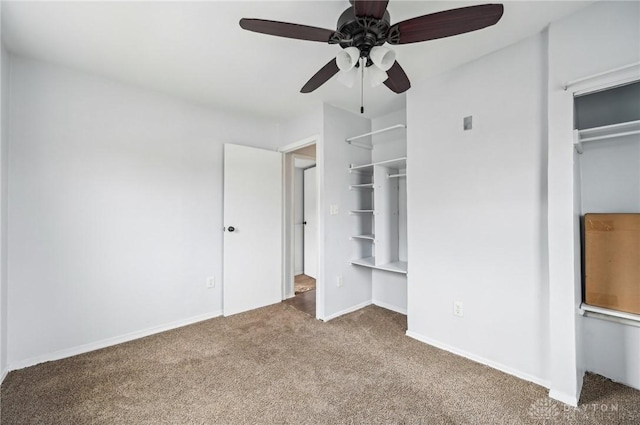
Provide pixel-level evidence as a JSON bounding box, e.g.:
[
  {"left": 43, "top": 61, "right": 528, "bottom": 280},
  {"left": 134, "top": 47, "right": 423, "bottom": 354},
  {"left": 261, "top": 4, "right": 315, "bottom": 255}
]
[{"left": 1, "top": 304, "right": 639, "bottom": 424}]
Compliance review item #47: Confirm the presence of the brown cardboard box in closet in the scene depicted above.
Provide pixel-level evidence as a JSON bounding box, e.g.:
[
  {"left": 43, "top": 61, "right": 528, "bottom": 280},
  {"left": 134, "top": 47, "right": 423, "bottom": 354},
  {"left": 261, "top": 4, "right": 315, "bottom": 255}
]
[{"left": 584, "top": 213, "right": 640, "bottom": 315}]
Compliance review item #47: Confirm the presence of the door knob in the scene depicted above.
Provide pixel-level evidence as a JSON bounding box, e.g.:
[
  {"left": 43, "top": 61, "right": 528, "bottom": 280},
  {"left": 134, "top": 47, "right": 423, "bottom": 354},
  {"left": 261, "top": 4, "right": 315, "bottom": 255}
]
[
  {"left": 303, "top": 221, "right": 307, "bottom": 225},
  {"left": 228, "top": 226, "right": 235, "bottom": 232}
]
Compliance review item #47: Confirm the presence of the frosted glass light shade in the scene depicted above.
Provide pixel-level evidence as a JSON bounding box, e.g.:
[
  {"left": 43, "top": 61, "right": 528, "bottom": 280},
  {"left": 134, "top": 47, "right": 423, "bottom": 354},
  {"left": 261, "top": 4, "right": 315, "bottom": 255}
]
[
  {"left": 369, "top": 46, "right": 396, "bottom": 71},
  {"left": 336, "top": 47, "right": 360, "bottom": 71},
  {"left": 337, "top": 66, "right": 360, "bottom": 88},
  {"left": 366, "top": 65, "right": 388, "bottom": 87}
]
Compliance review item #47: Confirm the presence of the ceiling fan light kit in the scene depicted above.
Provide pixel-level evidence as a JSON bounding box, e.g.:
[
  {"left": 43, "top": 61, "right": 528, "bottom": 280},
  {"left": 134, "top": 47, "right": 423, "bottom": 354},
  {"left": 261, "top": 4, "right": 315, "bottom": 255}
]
[
  {"left": 369, "top": 46, "right": 396, "bottom": 72},
  {"left": 336, "top": 46, "right": 360, "bottom": 72},
  {"left": 337, "top": 66, "right": 360, "bottom": 88},
  {"left": 365, "top": 65, "right": 389, "bottom": 87},
  {"left": 240, "top": 0, "right": 504, "bottom": 112}
]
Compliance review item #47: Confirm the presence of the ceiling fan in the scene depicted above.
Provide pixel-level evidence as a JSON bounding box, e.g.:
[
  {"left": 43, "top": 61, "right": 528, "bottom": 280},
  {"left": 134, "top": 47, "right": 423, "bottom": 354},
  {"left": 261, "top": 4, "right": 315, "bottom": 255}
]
[{"left": 240, "top": 1, "right": 504, "bottom": 97}]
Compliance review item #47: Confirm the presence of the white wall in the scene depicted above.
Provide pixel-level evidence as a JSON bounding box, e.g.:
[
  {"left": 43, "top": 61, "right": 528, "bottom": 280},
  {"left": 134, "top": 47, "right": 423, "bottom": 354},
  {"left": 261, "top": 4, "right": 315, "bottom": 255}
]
[
  {"left": 0, "top": 5, "right": 9, "bottom": 382},
  {"left": 279, "top": 106, "right": 323, "bottom": 301},
  {"left": 406, "top": 34, "right": 550, "bottom": 387},
  {"left": 279, "top": 105, "right": 323, "bottom": 147},
  {"left": 322, "top": 103, "right": 372, "bottom": 319},
  {"left": 371, "top": 109, "right": 407, "bottom": 314},
  {"left": 6, "top": 56, "right": 279, "bottom": 367},
  {"left": 548, "top": 0, "right": 640, "bottom": 399}
]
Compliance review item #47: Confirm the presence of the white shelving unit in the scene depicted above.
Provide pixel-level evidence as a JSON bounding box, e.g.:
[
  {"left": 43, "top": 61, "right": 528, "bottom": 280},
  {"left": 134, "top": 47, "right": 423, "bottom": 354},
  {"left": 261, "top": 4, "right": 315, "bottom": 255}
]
[
  {"left": 574, "top": 120, "right": 640, "bottom": 154},
  {"left": 348, "top": 157, "right": 407, "bottom": 275}
]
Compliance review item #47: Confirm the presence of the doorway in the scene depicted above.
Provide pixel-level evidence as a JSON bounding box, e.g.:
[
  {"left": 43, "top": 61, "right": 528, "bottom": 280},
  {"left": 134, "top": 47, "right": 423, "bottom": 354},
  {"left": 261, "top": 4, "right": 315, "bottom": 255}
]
[{"left": 280, "top": 137, "right": 322, "bottom": 318}]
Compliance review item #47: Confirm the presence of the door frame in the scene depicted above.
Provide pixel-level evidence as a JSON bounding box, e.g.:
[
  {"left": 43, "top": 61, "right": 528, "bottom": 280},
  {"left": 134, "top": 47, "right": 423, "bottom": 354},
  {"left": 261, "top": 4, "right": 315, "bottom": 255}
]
[
  {"left": 302, "top": 164, "right": 317, "bottom": 279},
  {"left": 279, "top": 135, "right": 324, "bottom": 320}
]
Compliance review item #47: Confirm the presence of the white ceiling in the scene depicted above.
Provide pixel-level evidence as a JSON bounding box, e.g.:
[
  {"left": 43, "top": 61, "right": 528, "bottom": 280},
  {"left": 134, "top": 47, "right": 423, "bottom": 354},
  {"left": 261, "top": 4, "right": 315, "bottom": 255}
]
[{"left": 1, "top": 1, "right": 593, "bottom": 121}]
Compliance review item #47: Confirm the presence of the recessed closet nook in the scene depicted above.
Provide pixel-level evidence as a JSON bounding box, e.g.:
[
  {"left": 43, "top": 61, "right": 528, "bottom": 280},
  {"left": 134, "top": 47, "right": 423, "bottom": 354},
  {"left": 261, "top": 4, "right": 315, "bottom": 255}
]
[
  {"left": 347, "top": 111, "right": 408, "bottom": 314},
  {"left": 572, "top": 78, "right": 640, "bottom": 388}
]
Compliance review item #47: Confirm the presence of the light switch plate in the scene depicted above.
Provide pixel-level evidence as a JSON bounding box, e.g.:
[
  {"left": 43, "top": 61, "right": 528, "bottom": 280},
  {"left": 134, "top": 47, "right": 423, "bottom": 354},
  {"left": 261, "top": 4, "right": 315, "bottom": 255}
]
[{"left": 463, "top": 116, "right": 473, "bottom": 131}]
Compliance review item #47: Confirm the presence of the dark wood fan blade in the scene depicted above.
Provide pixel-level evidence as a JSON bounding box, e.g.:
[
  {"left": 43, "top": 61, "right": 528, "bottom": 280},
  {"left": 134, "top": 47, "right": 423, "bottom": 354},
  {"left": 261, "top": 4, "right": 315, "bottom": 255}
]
[
  {"left": 301, "top": 59, "right": 340, "bottom": 93},
  {"left": 384, "top": 61, "right": 410, "bottom": 94},
  {"left": 240, "top": 18, "right": 337, "bottom": 43},
  {"left": 388, "top": 4, "right": 504, "bottom": 45},
  {"left": 354, "top": 0, "right": 389, "bottom": 19}
]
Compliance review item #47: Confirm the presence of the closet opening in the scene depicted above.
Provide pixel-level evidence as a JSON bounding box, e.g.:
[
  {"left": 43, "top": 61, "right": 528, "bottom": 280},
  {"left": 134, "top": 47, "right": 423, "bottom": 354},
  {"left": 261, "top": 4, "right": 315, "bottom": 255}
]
[{"left": 574, "top": 80, "right": 640, "bottom": 322}]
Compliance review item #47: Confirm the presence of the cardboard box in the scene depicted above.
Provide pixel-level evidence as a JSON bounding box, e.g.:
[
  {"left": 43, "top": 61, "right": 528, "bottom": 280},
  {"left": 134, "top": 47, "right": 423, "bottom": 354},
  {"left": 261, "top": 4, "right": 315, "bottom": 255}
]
[{"left": 584, "top": 213, "right": 640, "bottom": 315}]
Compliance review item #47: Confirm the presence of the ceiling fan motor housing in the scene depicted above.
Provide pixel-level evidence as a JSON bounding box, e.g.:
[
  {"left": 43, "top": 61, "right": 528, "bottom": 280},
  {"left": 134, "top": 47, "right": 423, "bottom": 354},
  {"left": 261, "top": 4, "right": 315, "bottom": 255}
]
[{"left": 337, "top": 6, "right": 391, "bottom": 64}]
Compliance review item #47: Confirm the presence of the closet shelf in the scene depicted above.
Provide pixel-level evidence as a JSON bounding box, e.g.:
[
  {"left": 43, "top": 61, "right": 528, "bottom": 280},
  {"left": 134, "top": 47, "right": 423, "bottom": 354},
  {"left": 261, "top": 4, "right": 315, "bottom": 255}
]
[
  {"left": 350, "top": 234, "right": 375, "bottom": 241},
  {"left": 345, "top": 124, "right": 406, "bottom": 150},
  {"left": 574, "top": 120, "right": 640, "bottom": 154},
  {"left": 349, "top": 183, "right": 375, "bottom": 190},
  {"left": 349, "top": 157, "right": 407, "bottom": 173},
  {"left": 350, "top": 257, "right": 408, "bottom": 274}
]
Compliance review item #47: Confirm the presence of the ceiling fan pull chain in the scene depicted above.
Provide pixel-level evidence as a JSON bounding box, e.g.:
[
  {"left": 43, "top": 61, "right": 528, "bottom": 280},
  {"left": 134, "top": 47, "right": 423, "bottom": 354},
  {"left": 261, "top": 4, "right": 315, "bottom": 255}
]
[{"left": 360, "top": 57, "right": 364, "bottom": 114}]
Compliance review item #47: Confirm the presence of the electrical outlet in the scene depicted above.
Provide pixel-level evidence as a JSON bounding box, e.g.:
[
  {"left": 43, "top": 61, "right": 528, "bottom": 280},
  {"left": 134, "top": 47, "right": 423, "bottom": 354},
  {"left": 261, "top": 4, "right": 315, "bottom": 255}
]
[
  {"left": 453, "top": 301, "right": 464, "bottom": 317},
  {"left": 206, "top": 277, "right": 215, "bottom": 289},
  {"left": 336, "top": 276, "right": 343, "bottom": 287}
]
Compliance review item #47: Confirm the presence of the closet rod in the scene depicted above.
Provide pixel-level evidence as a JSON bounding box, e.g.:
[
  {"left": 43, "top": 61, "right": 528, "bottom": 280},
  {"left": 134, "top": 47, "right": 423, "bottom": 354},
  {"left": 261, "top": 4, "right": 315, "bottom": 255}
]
[
  {"left": 580, "top": 303, "right": 640, "bottom": 328},
  {"left": 563, "top": 61, "right": 640, "bottom": 91},
  {"left": 581, "top": 130, "right": 640, "bottom": 143},
  {"left": 387, "top": 173, "right": 406, "bottom": 179},
  {"left": 346, "top": 124, "right": 406, "bottom": 143}
]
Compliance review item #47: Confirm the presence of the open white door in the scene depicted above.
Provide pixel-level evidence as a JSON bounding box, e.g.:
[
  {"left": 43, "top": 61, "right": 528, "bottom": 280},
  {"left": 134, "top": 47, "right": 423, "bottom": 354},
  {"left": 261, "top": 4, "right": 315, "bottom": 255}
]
[
  {"left": 303, "top": 167, "right": 317, "bottom": 279},
  {"left": 223, "top": 144, "right": 282, "bottom": 316}
]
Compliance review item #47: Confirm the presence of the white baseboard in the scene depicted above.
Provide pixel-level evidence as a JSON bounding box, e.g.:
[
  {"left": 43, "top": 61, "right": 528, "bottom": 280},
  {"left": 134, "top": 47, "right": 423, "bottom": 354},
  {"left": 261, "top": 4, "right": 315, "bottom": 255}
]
[
  {"left": 8, "top": 310, "right": 222, "bottom": 372},
  {"left": 372, "top": 299, "right": 407, "bottom": 315},
  {"left": 322, "top": 300, "right": 372, "bottom": 322},
  {"left": 549, "top": 389, "right": 579, "bottom": 407},
  {"left": 405, "top": 330, "right": 551, "bottom": 390}
]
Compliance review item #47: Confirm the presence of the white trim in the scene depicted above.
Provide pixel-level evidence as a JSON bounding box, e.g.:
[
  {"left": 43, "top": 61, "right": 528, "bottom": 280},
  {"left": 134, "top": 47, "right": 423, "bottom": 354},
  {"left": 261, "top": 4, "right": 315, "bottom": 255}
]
[
  {"left": 278, "top": 134, "right": 320, "bottom": 153},
  {"left": 322, "top": 300, "right": 372, "bottom": 322},
  {"left": 549, "top": 389, "right": 579, "bottom": 407},
  {"left": 405, "top": 330, "right": 550, "bottom": 389},
  {"left": 8, "top": 311, "right": 222, "bottom": 371},
  {"left": 1, "top": 367, "right": 8, "bottom": 384},
  {"left": 278, "top": 134, "right": 324, "bottom": 321},
  {"left": 372, "top": 299, "right": 407, "bottom": 315},
  {"left": 315, "top": 136, "right": 325, "bottom": 320},
  {"left": 564, "top": 61, "right": 639, "bottom": 93}
]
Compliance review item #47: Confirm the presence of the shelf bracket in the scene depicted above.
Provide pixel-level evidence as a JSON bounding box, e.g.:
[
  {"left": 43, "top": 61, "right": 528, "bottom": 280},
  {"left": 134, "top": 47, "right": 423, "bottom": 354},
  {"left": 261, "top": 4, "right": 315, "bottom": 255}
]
[{"left": 573, "top": 130, "right": 583, "bottom": 154}]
